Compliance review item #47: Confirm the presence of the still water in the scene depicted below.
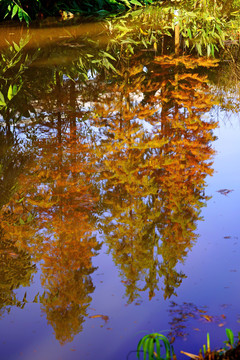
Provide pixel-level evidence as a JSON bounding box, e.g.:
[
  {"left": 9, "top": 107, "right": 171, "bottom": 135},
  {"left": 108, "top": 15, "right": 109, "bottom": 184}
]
[{"left": 0, "top": 8, "right": 240, "bottom": 360}]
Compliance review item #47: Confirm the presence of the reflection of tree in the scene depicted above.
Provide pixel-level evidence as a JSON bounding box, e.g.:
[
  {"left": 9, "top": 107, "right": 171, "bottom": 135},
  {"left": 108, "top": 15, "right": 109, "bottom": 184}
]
[
  {"left": 209, "top": 47, "right": 240, "bottom": 119},
  {"left": 0, "top": 25, "right": 221, "bottom": 343},
  {"left": 41, "top": 238, "right": 98, "bottom": 344},
  {"left": 0, "top": 124, "right": 36, "bottom": 314},
  {"left": 0, "top": 229, "right": 36, "bottom": 315},
  {"left": 0, "top": 90, "right": 101, "bottom": 342},
  {"left": 90, "top": 55, "right": 218, "bottom": 301},
  {"left": 152, "top": 56, "right": 219, "bottom": 298},
  {"left": 36, "top": 128, "right": 100, "bottom": 343},
  {"left": 0, "top": 128, "right": 31, "bottom": 209}
]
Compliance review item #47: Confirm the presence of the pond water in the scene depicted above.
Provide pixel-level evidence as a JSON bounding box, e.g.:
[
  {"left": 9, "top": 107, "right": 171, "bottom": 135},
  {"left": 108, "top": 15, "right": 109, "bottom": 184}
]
[{"left": 0, "top": 8, "right": 240, "bottom": 360}]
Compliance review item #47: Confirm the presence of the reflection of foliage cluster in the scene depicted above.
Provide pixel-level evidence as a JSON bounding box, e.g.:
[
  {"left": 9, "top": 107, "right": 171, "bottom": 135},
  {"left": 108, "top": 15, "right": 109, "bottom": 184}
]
[
  {"left": 0, "top": 129, "right": 30, "bottom": 208},
  {"left": 1, "top": 126, "right": 102, "bottom": 342},
  {"left": 0, "top": 229, "right": 36, "bottom": 315},
  {"left": 42, "top": 265, "right": 97, "bottom": 344},
  {"left": 0, "top": 27, "right": 221, "bottom": 344},
  {"left": 87, "top": 54, "right": 218, "bottom": 301},
  {"left": 208, "top": 46, "right": 240, "bottom": 117}
]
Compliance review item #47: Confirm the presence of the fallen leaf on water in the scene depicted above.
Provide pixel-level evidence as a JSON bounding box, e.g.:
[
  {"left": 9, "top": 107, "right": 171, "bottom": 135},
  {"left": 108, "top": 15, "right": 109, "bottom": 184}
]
[
  {"left": 218, "top": 323, "right": 225, "bottom": 327},
  {"left": 89, "top": 315, "right": 109, "bottom": 322},
  {"left": 200, "top": 315, "right": 213, "bottom": 322}
]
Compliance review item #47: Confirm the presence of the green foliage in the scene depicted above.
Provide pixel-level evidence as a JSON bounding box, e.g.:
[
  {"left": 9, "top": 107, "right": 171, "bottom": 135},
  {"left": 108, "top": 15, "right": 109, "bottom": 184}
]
[
  {"left": 137, "top": 333, "right": 174, "bottom": 360},
  {"left": 175, "top": 7, "right": 227, "bottom": 56},
  {"left": 0, "top": 0, "right": 155, "bottom": 22},
  {"left": 103, "top": 6, "right": 173, "bottom": 62},
  {"left": 104, "top": 3, "right": 239, "bottom": 58},
  {"left": 0, "top": 0, "right": 239, "bottom": 60},
  {"left": 0, "top": 35, "right": 39, "bottom": 122},
  {"left": 200, "top": 332, "right": 210, "bottom": 355},
  {"left": 225, "top": 328, "right": 235, "bottom": 348},
  {"left": 0, "top": 0, "right": 32, "bottom": 24},
  {"left": 137, "top": 329, "right": 240, "bottom": 360}
]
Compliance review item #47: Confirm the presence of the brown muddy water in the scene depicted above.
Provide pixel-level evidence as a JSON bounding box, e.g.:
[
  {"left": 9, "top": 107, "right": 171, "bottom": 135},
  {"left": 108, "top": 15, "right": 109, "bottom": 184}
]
[{"left": 0, "top": 9, "right": 240, "bottom": 360}]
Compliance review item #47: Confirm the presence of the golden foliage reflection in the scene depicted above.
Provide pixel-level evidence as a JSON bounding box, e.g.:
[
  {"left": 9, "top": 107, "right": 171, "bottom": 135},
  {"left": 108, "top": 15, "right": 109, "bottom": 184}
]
[
  {"left": 91, "top": 55, "right": 218, "bottom": 301},
  {"left": 0, "top": 52, "right": 218, "bottom": 342}
]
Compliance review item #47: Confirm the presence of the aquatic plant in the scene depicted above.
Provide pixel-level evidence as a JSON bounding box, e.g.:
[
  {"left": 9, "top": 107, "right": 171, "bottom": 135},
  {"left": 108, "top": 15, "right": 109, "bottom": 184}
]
[
  {"left": 225, "top": 328, "right": 235, "bottom": 348},
  {"left": 136, "top": 329, "right": 240, "bottom": 359},
  {"left": 137, "top": 332, "right": 175, "bottom": 360},
  {"left": 181, "top": 329, "right": 240, "bottom": 359}
]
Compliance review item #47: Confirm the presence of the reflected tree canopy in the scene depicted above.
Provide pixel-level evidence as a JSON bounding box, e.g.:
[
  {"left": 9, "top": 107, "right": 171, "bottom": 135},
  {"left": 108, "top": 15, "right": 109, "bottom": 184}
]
[
  {"left": 0, "top": 19, "right": 223, "bottom": 343},
  {"left": 92, "top": 55, "right": 218, "bottom": 301}
]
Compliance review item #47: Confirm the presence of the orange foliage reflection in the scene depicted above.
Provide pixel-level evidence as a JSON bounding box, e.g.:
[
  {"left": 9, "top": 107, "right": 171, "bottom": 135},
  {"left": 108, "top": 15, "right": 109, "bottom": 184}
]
[
  {"left": 0, "top": 122, "right": 101, "bottom": 343},
  {"left": 90, "top": 55, "right": 218, "bottom": 301},
  {"left": 0, "top": 54, "right": 219, "bottom": 342}
]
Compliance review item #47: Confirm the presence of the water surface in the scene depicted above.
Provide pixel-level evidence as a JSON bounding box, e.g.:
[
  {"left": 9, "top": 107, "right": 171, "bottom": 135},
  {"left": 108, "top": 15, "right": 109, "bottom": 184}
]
[{"left": 0, "top": 10, "right": 240, "bottom": 360}]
